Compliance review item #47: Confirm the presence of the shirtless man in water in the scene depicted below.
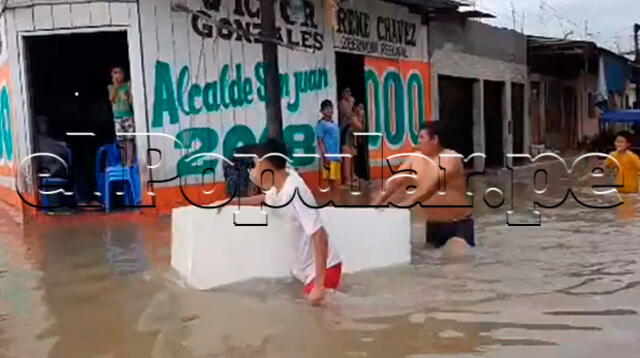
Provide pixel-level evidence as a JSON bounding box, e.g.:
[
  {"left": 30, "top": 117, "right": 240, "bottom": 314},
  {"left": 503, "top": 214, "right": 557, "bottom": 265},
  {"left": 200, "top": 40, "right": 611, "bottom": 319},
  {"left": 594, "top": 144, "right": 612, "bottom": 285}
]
[{"left": 372, "top": 121, "right": 474, "bottom": 255}]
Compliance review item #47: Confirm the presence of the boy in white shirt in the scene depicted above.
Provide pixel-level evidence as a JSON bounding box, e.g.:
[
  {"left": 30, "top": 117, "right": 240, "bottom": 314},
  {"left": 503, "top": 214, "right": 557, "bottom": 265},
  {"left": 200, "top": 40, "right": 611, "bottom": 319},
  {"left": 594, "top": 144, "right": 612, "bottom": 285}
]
[{"left": 217, "top": 140, "right": 342, "bottom": 306}]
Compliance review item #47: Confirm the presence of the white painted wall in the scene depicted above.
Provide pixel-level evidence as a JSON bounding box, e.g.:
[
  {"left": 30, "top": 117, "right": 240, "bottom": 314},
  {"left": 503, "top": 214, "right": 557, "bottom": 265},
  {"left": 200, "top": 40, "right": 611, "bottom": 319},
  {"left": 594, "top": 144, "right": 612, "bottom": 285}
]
[
  {"left": 1, "top": 1, "right": 144, "bottom": 199},
  {"left": 139, "top": 0, "right": 337, "bottom": 188},
  {"left": 0, "top": 0, "right": 433, "bottom": 210},
  {"left": 0, "top": 13, "right": 18, "bottom": 193},
  {"left": 333, "top": 0, "right": 429, "bottom": 60}
]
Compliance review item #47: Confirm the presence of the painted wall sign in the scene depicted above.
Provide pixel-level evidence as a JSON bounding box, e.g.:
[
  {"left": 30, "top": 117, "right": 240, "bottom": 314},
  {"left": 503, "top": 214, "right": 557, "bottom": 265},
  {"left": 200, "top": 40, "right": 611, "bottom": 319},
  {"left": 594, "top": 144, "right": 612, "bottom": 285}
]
[
  {"left": 0, "top": 65, "right": 14, "bottom": 168},
  {"left": 171, "top": 123, "right": 317, "bottom": 177},
  {"left": 142, "top": 0, "right": 336, "bottom": 184},
  {"left": 192, "top": 0, "right": 324, "bottom": 51},
  {"left": 333, "top": 0, "right": 426, "bottom": 59},
  {"left": 365, "top": 58, "right": 432, "bottom": 163},
  {"left": 151, "top": 59, "right": 330, "bottom": 176},
  {"left": 152, "top": 60, "right": 330, "bottom": 128}
]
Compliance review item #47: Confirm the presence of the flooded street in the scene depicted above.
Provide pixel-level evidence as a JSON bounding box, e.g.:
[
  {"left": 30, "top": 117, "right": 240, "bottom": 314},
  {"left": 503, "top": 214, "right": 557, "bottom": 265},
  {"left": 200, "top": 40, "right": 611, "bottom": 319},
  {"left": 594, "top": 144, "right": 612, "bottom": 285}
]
[{"left": 1, "top": 162, "right": 639, "bottom": 358}]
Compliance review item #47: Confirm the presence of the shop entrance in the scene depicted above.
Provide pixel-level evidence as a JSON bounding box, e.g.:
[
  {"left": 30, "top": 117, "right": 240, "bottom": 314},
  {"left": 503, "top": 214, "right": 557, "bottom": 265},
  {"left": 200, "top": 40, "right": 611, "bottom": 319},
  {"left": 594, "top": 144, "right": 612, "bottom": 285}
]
[
  {"left": 24, "top": 31, "right": 132, "bottom": 212},
  {"left": 438, "top": 75, "right": 474, "bottom": 167},
  {"left": 512, "top": 82, "right": 525, "bottom": 164},
  {"left": 335, "top": 51, "right": 370, "bottom": 181},
  {"left": 484, "top": 80, "right": 505, "bottom": 167}
]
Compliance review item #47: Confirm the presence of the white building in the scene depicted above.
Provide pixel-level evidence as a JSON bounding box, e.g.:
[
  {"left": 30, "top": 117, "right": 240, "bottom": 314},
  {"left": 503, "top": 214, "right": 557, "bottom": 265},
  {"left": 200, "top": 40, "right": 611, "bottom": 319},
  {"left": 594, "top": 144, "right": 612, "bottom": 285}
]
[{"left": 1, "top": 0, "right": 478, "bottom": 219}]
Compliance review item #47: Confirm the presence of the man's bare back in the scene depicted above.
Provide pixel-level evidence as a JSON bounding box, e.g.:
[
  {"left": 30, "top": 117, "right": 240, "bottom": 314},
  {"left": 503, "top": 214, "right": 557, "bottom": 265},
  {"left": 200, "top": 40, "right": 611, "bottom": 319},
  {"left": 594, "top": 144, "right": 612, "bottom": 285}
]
[
  {"left": 414, "top": 149, "right": 471, "bottom": 222},
  {"left": 373, "top": 121, "right": 476, "bottom": 249},
  {"left": 384, "top": 149, "right": 471, "bottom": 222}
]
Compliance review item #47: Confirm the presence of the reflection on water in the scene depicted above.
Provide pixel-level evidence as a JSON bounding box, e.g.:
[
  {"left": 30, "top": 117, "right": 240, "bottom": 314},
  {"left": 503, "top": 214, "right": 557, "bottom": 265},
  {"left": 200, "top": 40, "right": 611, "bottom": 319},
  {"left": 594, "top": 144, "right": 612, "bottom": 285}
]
[
  {"left": 0, "top": 163, "right": 639, "bottom": 357},
  {"left": 617, "top": 195, "right": 638, "bottom": 221},
  {"left": 105, "top": 224, "right": 149, "bottom": 276}
]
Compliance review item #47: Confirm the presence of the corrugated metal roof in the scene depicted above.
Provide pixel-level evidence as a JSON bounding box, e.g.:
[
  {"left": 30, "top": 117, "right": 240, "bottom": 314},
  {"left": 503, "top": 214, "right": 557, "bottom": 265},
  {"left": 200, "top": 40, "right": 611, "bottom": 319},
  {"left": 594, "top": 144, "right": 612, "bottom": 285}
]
[
  {"left": 528, "top": 35, "right": 595, "bottom": 50},
  {"left": 381, "top": 0, "right": 462, "bottom": 11},
  {"left": 5, "top": 0, "right": 134, "bottom": 8},
  {"left": 529, "top": 35, "right": 632, "bottom": 64}
]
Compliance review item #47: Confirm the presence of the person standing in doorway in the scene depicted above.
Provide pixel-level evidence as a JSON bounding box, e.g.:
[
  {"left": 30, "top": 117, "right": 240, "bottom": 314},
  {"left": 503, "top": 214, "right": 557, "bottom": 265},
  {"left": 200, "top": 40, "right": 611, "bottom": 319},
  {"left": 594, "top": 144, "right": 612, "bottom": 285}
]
[
  {"left": 338, "top": 88, "right": 355, "bottom": 185},
  {"left": 341, "top": 103, "right": 366, "bottom": 185},
  {"left": 108, "top": 66, "right": 136, "bottom": 167},
  {"left": 338, "top": 88, "right": 355, "bottom": 129},
  {"left": 316, "top": 100, "right": 342, "bottom": 188}
]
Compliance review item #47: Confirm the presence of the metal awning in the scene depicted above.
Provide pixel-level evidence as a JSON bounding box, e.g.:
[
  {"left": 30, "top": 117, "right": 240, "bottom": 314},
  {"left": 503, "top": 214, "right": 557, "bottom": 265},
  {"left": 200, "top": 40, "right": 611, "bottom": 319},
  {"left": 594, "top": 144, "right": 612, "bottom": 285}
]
[
  {"left": 381, "top": 0, "right": 494, "bottom": 19},
  {"left": 381, "top": 0, "right": 463, "bottom": 11},
  {"left": 601, "top": 110, "right": 640, "bottom": 123},
  {"left": 528, "top": 36, "right": 597, "bottom": 56}
]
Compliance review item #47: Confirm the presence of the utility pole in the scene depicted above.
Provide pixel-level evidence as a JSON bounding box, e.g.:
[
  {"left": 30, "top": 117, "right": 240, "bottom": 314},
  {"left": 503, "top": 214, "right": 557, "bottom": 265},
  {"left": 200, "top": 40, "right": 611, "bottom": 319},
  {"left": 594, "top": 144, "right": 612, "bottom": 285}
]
[
  {"left": 510, "top": 1, "right": 516, "bottom": 30},
  {"left": 261, "top": 0, "right": 284, "bottom": 140},
  {"left": 635, "top": 23, "right": 640, "bottom": 109},
  {"left": 584, "top": 20, "right": 588, "bottom": 39}
]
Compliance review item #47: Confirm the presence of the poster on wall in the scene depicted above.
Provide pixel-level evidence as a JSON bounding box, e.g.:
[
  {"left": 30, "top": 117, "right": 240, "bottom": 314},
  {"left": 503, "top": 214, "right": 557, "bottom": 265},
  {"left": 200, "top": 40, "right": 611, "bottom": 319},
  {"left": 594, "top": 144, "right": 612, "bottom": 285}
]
[
  {"left": 333, "top": 0, "right": 426, "bottom": 60},
  {"left": 364, "top": 57, "right": 432, "bottom": 166}
]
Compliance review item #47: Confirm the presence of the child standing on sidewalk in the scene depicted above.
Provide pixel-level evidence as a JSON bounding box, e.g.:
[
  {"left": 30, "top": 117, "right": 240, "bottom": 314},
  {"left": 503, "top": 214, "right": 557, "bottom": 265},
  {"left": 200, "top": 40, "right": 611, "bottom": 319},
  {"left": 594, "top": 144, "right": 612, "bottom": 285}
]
[{"left": 316, "top": 100, "right": 342, "bottom": 187}]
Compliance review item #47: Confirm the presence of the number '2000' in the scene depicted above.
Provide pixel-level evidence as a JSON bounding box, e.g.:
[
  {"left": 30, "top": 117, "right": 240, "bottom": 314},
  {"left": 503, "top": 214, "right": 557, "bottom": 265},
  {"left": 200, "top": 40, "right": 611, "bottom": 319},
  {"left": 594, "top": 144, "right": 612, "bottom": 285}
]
[{"left": 365, "top": 69, "right": 427, "bottom": 149}]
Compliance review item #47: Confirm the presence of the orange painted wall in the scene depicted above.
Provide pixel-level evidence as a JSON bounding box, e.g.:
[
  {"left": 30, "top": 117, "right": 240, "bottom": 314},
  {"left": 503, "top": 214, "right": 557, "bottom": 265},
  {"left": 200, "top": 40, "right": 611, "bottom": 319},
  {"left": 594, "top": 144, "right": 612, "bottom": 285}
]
[{"left": 0, "top": 64, "right": 22, "bottom": 212}]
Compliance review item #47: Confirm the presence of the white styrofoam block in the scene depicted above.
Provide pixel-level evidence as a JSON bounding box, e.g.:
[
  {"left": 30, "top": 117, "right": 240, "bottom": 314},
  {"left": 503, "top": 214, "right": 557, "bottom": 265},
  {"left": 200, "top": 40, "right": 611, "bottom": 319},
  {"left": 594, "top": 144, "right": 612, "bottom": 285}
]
[
  {"left": 319, "top": 208, "right": 411, "bottom": 274},
  {"left": 171, "top": 206, "right": 411, "bottom": 290},
  {"left": 171, "top": 206, "right": 297, "bottom": 290}
]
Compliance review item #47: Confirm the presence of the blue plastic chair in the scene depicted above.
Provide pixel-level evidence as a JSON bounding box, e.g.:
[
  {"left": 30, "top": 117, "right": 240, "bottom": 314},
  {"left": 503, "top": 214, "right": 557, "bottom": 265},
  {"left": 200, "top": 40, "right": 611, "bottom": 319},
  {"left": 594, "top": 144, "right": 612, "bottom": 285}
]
[
  {"left": 40, "top": 148, "right": 73, "bottom": 212},
  {"left": 103, "top": 166, "right": 136, "bottom": 212},
  {"left": 95, "top": 144, "right": 122, "bottom": 196},
  {"left": 96, "top": 143, "right": 142, "bottom": 212}
]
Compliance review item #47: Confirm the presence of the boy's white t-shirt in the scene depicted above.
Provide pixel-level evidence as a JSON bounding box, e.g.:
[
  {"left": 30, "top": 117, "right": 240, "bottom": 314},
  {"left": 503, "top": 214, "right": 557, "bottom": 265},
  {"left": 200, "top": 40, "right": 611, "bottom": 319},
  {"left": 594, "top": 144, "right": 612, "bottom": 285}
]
[{"left": 264, "top": 169, "right": 341, "bottom": 285}]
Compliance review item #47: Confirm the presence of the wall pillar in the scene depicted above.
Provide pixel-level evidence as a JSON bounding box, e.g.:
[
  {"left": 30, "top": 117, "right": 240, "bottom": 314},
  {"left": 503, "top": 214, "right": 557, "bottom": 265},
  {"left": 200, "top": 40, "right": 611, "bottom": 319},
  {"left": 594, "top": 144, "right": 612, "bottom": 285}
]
[
  {"left": 540, "top": 82, "right": 546, "bottom": 147},
  {"left": 503, "top": 81, "right": 513, "bottom": 167},
  {"left": 473, "top": 79, "right": 484, "bottom": 171},
  {"left": 431, "top": 71, "right": 440, "bottom": 120},
  {"left": 523, "top": 80, "right": 531, "bottom": 155}
]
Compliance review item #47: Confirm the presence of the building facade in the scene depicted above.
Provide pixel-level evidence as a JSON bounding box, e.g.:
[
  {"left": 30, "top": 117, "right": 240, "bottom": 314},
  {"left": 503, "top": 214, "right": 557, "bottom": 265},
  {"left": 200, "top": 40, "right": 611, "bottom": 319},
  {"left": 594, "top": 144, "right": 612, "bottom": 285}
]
[
  {"left": 429, "top": 20, "right": 529, "bottom": 169},
  {"left": 0, "top": 0, "right": 450, "bottom": 217}
]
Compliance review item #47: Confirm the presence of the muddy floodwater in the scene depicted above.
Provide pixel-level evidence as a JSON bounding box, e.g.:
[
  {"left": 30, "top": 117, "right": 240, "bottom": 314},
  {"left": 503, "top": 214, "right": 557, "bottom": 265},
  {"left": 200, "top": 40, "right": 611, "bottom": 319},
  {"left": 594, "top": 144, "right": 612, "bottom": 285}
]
[{"left": 1, "top": 162, "right": 639, "bottom": 357}]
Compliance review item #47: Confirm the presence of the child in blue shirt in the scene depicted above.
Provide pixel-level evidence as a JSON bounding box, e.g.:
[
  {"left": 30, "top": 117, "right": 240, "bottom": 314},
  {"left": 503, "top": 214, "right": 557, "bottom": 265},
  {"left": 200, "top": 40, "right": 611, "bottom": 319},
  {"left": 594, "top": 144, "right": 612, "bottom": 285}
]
[{"left": 316, "top": 100, "right": 342, "bottom": 186}]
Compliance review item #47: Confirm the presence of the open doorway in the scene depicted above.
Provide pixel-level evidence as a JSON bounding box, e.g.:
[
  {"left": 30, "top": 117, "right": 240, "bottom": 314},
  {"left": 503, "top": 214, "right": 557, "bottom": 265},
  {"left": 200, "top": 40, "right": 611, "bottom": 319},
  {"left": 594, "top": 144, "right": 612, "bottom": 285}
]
[
  {"left": 512, "top": 82, "right": 525, "bottom": 163},
  {"left": 438, "top": 75, "right": 474, "bottom": 166},
  {"left": 484, "top": 80, "right": 504, "bottom": 167},
  {"left": 25, "top": 31, "right": 131, "bottom": 211},
  {"left": 335, "top": 52, "right": 370, "bottom": 181}
]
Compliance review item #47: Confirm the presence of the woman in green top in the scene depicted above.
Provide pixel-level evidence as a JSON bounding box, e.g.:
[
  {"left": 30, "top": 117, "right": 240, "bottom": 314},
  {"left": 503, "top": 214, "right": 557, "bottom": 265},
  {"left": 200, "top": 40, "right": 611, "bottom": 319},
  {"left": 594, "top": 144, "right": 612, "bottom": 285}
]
[{"left": 108, "top": 66, "right": 136, "bottom": 167}]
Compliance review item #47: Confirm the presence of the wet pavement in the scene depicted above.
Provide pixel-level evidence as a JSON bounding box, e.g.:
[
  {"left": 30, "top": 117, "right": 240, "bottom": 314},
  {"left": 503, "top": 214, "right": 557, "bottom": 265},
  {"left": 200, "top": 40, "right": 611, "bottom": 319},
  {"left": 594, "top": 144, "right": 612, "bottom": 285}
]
[{"left": 1, "top": 159, "right": 639, "bottom": 357}]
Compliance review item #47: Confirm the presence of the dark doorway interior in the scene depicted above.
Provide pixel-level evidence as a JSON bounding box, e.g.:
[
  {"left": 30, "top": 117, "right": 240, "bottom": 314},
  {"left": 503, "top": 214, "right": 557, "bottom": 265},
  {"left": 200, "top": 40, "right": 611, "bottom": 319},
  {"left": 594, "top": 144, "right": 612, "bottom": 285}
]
[
  {"left": 25, "top": 31, "right": 130, "bottom": 207},
  {"left": 512, "top": 83, "right": 525, "bottom": 162},
  {"left": 336, "top": 52, "right": 365, "bottom": 107},
  {"left": 530, "top": 82, "right": 541, "bottom": 144},
  {"left": 438, "top": 75, "right": 474, "bottom": 165},
  {"left": 484, "top": 80, "right": 504, "bottom": 167},
  {"left": 563, "top": 86, "right": 577, "bottom": 150},
  {"left": 335, "top": 52, "right": 370, "bottom": 180}
]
